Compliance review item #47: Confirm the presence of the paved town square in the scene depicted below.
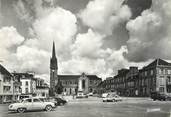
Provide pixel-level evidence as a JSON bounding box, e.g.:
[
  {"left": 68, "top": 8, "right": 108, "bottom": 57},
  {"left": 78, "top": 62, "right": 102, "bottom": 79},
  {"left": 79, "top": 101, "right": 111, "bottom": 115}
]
[{"left": 0, "top": 97, "right": 171, "bottom": 117}]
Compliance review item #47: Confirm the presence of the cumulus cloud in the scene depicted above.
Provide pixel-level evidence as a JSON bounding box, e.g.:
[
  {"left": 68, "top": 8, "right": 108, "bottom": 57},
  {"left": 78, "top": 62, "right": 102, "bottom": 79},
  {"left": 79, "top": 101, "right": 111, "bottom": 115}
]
[
  {"left": 0, "top": 26, "right": 24, "bottom": 59},
  {"left": 126, "top": 0, "right": 171, "bottom": 62},
  {"left": 79, "top": 0, "right": 131, "bottom": 35},
  {"left": 72, "top": 29, "right": 106, "bottom": 59},
  {"left": 16, "top": 44, "right": 50, "bottom": 74},
  {"left": 33, "top": 7, "right": 77, "bottom": 57}
]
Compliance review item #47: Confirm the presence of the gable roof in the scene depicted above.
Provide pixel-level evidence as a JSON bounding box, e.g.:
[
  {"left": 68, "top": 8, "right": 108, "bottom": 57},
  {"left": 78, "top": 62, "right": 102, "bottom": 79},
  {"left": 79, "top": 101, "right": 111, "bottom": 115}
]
[
  {"left": 58, "top": 75, "right": 101, "bottom": 80},
  {"left": 0, "top": 64, "right": 12, "bottom": 76},
  {"left": 145, "top": 59, "right": 171, "bottom": 68}
]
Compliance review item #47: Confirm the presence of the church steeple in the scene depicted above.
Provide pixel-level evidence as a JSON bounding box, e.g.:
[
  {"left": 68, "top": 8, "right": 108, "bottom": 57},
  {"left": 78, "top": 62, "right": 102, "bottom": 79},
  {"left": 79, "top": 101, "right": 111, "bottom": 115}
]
[
  {"left": 52, "top": 41, "right": 56, "bottom": 58},
  {"left": 50, "top": 41, "right": 58, "bottom": 70}
]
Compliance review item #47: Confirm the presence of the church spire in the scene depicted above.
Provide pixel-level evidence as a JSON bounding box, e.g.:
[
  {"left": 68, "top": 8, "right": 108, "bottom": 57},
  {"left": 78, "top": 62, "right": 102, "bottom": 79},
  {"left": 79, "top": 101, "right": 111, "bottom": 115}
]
[
  {"left": 50, "top": 41, "right": 58, "bottom": 70},
  {"left": 52, "top": 41, "right": 56, "bottom": 58}
]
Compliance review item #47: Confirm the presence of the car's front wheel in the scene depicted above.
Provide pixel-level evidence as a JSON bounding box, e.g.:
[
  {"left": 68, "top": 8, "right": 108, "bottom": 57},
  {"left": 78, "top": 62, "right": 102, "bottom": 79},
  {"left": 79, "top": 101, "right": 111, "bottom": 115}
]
[
  {"left": 17, "top": 108, "right": 26, "bottom": 113},
  {"left": 45, "top": 105, "right": 52, "bottom": 111}
]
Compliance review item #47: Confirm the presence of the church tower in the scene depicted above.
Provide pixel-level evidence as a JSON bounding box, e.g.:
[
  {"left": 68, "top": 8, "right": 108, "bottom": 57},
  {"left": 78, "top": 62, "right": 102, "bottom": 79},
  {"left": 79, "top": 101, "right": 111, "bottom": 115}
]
[{"left": 50, "top": 41, "right": 58, "bottom": 94}]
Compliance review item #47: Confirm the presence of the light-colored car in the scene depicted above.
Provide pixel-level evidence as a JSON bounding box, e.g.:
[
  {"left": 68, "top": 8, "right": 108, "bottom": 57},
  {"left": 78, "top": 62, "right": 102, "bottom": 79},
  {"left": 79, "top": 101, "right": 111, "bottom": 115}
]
[
  {"left": 87, "top": 92, "right": 93, "bottom": 96},
  {"left": 8, "top": 97, "right": 56, "bottom": 113},
  {"left": 103, "top": 94, "right": 122, "bottom": 102},
  {"left": 76, "top": 92, "right": 88, "bottom": 98},
  {"left": 102, "top": 93, "right": 109, "bottom": 98}
]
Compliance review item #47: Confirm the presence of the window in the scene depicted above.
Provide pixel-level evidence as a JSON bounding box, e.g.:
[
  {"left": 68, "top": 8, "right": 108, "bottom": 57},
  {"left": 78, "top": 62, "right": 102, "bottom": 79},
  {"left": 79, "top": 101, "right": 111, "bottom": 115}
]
[
  {"left": 158, "top": 69, "right": 162, "bottom": 74},
  {"left": 25, "top": 81, "right": 28, "bottom": 86},
  {"left": 145, "top": 71, "right": 147, "bottom": 76},
  {"left": 168, "top": 70, "right": 171, "bottom": 74},
  {"left": 150, "top": 70, "right": 154, "bottom": 75},
  {"left": 167, "top": 76, "right": 171, "bottom": 82},
  {"left": 159, "top": 76, "right": 165, "bottom": 86},
  {"left": 163, "top": 69, "right": 166, "bottom": 74},
  {"left": 159, "top": 87, "right": 165, "bottom": 92},
  {"left": 24, "top": 99, "right": 32, "bottom": 103},
  {"left": 33, "top": 98, "right": 41, "bottom": 102},
  {"left": 25, "top": 88, "right": 29, "bottom": 94}
]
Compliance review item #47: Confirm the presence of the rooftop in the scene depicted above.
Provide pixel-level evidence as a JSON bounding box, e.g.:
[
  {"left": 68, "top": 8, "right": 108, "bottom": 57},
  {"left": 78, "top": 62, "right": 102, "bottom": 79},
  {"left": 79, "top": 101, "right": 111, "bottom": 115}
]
[{"left": 0, "top": 64, "right": 12, "bottom": 76}]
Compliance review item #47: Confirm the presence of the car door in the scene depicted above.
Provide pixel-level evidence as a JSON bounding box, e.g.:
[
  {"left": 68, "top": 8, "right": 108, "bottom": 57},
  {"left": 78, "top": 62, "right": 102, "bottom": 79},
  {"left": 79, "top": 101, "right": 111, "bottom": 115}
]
[
  {"left": 32, "top": 98, "right": 44, "bottom": 110},
  {"left": 23, "top": 98, "right": 33, "bottom": 111}
]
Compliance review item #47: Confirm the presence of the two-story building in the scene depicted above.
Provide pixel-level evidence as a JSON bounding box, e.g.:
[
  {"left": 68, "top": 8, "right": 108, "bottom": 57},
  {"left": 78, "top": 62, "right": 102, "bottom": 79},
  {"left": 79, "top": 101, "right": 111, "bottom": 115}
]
[
  {"left": 0, "top": 64, "right": 13, "bottom": 103},
  {"left": 13, "top": 72, "right": 36, "bottom": 96},
  {"left": 35, "top": 78, "right": 49, "bottom": 97}
]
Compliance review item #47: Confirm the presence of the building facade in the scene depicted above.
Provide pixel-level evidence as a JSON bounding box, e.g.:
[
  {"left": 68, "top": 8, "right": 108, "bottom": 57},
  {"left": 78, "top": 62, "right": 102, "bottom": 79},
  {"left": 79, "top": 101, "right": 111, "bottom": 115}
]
[
  {"left": 138, "top": 59, "right": 171, "bottom": 96},
  {"left": 35, "top": 78, "right": 49, "bottom": 97},
  {"left": 13, "top": 73, "right": 36, "bottom": 95},
  {"left": 104, "top": 59, "right": 171, "bottom": 97},
  {"left": 0, "top": 64, "right": 14, "bottom": 103},
  {"left": 58, "top": 73, "right": 102, "bottom": 95}
]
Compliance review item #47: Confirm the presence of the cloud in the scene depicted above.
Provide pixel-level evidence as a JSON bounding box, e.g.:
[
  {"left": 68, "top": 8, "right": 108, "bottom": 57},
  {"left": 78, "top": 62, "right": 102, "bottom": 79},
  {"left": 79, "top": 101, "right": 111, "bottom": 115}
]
[
  {"left": 79, "top": 0, "right": 131, "bottom": 35},
  {"left": 13, "top": 0, "right": 33, "bottom": 23},
  {"left": 32, "top": 7, "right": 77, "bottom": 56},
  {"left": 0, "top": 26, "right": 24, "bottom": 58},
  {"left": 126, "top": 0, "right": 171, "bottom": 62},
  {"left": 72, "top": 29, "right": 106, "bottom": 59},
  {"left": 15, "top": 44, "right": 50, "bottom": 74}
]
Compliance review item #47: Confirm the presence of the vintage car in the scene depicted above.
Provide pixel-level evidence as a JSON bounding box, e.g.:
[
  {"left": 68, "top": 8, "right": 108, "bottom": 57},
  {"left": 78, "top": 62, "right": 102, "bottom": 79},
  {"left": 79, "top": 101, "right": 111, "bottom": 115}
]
[
  {"left": 150, "top": 91, "right": 171, "bottom": 101},
  {"left": 103, "top": 94, "right": 122, "bottom": 102},
  {"left": 39, "top": 97, "right": 67, "bottom": 106},
  {"left": 8, "top": 97, "right": 56, "bottom": 113}
]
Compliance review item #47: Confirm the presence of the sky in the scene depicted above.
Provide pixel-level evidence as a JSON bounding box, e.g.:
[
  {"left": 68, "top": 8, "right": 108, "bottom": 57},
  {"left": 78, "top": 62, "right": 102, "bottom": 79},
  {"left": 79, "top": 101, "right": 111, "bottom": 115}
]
[{"left": 0, "top": 0, "right": 171, "bottom": 83}]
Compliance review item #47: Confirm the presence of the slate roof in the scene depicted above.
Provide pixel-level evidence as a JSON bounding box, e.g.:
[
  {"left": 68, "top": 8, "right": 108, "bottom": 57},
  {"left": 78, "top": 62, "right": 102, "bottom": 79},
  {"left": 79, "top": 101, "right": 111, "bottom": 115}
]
[
  {"left": 0, "top": 64, "right": 12, "bottom": 76},
  {"left": 145, "top": 59, "right": 171, "bottom": 68}
]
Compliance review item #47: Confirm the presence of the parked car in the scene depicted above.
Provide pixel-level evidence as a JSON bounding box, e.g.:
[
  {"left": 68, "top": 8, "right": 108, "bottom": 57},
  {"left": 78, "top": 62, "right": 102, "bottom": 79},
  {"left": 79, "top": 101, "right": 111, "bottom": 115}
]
[
  {"left": 87, "top": 92, "right": 93, "bottom": 96},
  {"left": 8, "top": 97, "right": 56, "bottom": 113},
  {"left": 150, "top": 92, "right": 171, "bottom": 101},
  {"left": 76, "top": 93, "right": 88, "bottom": 98},
  {"left": 39, "top": 97, "right": 67, "bottom": 106},
  {"left": 55, "top": 97, "right": 67, "bottom": 106},
  {"left": 102, "top": 93, "right": 109, "bottom": 98},
  {"left": 103, "top": 94, "right": 122, "bottom": 102}
]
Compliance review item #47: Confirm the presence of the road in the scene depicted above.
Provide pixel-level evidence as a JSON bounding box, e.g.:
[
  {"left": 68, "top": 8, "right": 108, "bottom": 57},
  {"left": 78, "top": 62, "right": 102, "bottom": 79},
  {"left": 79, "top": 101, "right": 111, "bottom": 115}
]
[{"left": 1, "top": 97, "right": 171, "bottom": 117}]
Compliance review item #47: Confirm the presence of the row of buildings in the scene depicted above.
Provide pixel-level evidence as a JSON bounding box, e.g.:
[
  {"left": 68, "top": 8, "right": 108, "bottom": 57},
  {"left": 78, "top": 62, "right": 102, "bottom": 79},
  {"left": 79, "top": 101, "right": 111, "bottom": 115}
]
[
  {"left": 103, "top": 59, "right": 171, "bottom": 97},
  {"left": 0, "top": 65, "right": 49, "bottom": 103}
]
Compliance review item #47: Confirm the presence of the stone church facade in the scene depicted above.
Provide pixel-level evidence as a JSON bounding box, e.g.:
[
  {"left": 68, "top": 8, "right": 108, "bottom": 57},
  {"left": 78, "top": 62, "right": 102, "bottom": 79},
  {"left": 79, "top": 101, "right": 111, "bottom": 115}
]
[
  {"left": 50, "top": 42, "right": 102, "bottom": 95},
  {"left": 58, "top": 73, "right": 102, "bottom": 95}
]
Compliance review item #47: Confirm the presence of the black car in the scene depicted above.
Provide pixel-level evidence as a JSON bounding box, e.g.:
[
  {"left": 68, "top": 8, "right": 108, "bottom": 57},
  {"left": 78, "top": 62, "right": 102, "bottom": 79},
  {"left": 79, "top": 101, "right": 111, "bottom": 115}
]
[
  {"left": 150, "top": 92, "right": 171, "bottom": 101},
  {"left": 55, "top": 97, "right": 67, "bottom": 106}
]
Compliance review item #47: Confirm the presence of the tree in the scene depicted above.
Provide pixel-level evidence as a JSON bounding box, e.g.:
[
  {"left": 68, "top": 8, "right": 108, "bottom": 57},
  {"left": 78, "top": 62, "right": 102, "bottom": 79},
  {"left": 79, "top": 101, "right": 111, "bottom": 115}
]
[{"left": 55, "top": 78, "right": 63, "bottom": 94}]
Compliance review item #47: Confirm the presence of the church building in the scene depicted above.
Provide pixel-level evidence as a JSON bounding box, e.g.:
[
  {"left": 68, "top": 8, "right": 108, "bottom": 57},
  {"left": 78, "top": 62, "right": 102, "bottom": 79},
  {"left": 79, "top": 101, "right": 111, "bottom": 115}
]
[{"left": 50, "top": 42, "right": 102, "bottom": 95}]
